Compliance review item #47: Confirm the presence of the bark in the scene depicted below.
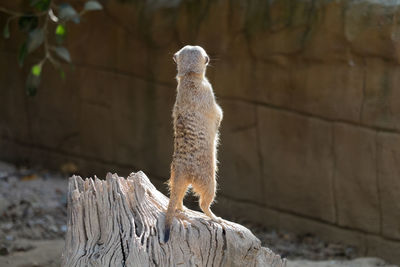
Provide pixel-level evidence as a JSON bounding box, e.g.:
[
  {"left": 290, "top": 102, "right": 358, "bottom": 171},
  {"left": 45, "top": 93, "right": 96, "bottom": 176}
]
[{"left": 62, "top": 171, "right": 286, "bottom": 267}]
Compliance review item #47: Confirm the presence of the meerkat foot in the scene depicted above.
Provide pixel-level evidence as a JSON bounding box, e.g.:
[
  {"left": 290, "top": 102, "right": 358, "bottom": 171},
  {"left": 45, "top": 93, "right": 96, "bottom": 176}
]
[
  {"left": 211, "top": 215, "right": 222, "bottom": 223},
  {"left": 175, "top": 209, "right": 189, "bottom": 220},
  {"left": 200, "top": 199, "right": 222, "bottom": 223},
  {"left": 203, "top": 209, "right": 222, "bottom": 223},
  {"left": 176, "top": 202, "right": 184, "bottom": 211}
]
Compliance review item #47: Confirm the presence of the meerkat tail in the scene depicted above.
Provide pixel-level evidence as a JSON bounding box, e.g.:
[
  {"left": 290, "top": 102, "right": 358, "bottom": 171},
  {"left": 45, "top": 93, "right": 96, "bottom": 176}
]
[
  {"left": 164, "top": 223, "right": 171, "bottom": 243},
  {"left": 164, "top": 197, "right": 177, "bottom": 242},
  {"left": 164, "top": 214, "right": 172, "bottom": 242}
]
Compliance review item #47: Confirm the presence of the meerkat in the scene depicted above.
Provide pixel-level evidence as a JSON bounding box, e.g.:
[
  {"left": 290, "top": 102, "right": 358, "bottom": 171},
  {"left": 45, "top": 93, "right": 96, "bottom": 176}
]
[{"left": 164, "top": 45, "right": 223, "bottom": 242}]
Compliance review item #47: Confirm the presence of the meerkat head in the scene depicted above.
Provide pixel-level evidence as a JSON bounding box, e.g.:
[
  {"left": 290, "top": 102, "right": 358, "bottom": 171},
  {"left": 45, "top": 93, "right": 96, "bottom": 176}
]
[{"left": 173, "top": 45, "right": 209, "bottom": 77}]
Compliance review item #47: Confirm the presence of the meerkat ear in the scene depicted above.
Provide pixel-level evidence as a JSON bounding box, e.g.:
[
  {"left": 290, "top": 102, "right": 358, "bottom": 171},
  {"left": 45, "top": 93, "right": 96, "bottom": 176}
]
[
  {"left": 173, "top": 54, "right": 177, "bottom": 63},
  {"left": 205, "top": 55, "right": 210, "bottom": 65}
]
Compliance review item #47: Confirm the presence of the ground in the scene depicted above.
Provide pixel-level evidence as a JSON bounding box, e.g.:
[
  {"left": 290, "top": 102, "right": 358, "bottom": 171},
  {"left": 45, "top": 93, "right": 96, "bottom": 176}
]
[{"left": 0, "top": 161, "right": 396, "bottom": 267}]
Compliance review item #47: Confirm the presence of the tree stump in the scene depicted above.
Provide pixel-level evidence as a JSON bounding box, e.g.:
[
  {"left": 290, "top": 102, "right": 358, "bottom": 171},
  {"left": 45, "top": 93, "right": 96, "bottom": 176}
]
[{"left": 62, "top": 171, "right": 286, "bottom": 267}]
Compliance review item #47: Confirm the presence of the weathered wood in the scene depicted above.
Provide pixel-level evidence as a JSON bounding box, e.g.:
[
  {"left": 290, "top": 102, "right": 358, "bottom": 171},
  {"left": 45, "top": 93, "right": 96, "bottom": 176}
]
[{"left": 62, "top": 171, "right": 286, "bottom": 267}]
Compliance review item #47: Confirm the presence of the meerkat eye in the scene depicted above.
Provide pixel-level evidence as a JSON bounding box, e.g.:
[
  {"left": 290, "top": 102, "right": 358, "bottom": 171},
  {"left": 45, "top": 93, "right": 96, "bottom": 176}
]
[{"left": 205, "top": 55, "right": 210, "bottom": 65}]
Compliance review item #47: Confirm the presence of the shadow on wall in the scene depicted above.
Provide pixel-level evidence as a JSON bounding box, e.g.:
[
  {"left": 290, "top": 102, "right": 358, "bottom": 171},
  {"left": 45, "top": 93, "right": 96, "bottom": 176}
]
[{"left": 1, "top": 0, "right": 400, "bottom": 264}]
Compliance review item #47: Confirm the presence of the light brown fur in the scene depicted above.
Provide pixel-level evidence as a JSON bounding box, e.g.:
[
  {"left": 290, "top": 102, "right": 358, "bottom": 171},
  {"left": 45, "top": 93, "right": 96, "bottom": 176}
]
[{"left": 164, "top": 45, "right": 223, "bottom": 242}]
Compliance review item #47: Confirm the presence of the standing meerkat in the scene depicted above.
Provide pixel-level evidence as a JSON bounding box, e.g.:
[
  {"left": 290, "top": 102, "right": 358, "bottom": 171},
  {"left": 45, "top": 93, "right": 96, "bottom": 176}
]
[{"left": 164, "top": 45, "right": 223, "bottom": 242}]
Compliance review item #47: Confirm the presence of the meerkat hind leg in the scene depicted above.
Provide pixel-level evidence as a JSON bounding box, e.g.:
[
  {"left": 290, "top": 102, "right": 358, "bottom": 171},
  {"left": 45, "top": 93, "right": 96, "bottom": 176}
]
[
  {"left": 194, "top": 181, "right": 222, "bottom": 223},
  {"left": 177, "top": 199, "right": 184, "bottom": 211},
  {"left": 167, "top": 178, "right": 188, "bottom": 214},
  {"left": 200, "top": 197, "right": 222, "bottom": 223},
  {"left": 164, "top": 177, "right": 189, "bottom": 242}
]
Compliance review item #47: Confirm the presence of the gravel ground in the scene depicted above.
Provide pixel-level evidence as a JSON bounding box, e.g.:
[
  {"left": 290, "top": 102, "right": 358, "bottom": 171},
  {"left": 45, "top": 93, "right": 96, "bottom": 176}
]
[
  {"left": 0, "top": 161, "right": 68, "bottom": 257},
  {"left": 245, "top": 222, "right": 357, "bottom": 261},
  {"left": 0, "top": 160, "right": 396, "bottom": 267}
]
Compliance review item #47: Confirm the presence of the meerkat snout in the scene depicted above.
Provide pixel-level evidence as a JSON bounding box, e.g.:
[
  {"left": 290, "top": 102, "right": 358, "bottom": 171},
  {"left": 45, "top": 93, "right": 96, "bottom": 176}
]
[{"left": 174, "top": 45, "right": 210, "bottom": 76}]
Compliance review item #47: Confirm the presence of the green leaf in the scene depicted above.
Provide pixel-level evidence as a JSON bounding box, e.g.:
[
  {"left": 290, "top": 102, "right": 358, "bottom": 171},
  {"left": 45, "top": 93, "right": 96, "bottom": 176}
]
[
  {"left": 55, "top": 24, "right": 66, "bottom": 44},
  {"left": 55, "top": 24, "right": 66, "bottom": 36},
  {"left": 84, "top": 1, "right": 103, "bottom": 11},
  {"left": 18, "top": 15, "right": 38, "bottom": 32},
  {"left": 30, "top": 0, "right": 50, "bottom": 11},
  {"left": 3, "top": 20, "right": 10, "bottom": 39},
  {"left": 27, "top": 28, "right": 44, "bottom": 53},
  {"left": 53, "top": 46, "right": 71, "bottom": 62},
  {"left": 26, "top": 72, "right": 40, "bottom": 96},
  {"left": 59, "top": 4, "right": 80, "bottom": 23},
  {"left": 18, "top": 42, "right": 28, "bottom": 67},
  {"left": 31, "top": 64, "right": 42, "bottom": 76}
]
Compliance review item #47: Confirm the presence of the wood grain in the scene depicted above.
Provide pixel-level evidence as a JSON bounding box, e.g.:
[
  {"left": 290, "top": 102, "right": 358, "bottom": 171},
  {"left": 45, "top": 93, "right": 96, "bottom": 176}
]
[{"left": 62, "top": 172, "right": 286, "bottom": 267}]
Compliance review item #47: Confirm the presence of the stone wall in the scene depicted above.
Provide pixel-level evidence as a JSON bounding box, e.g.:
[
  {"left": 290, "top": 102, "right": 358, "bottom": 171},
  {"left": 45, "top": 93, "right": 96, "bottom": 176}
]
[{"left": 1, "top": 0, "right": 400, "bottom": 263}]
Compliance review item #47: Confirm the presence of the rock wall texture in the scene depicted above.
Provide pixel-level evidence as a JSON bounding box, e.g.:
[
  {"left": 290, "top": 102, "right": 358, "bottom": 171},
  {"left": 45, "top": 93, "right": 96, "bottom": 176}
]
[{"left": 1, "top": 0, "right": 400, "bottom": 263}]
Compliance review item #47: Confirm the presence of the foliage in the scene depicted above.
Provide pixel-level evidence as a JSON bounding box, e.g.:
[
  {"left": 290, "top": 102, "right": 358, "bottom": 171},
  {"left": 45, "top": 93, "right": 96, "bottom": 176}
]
[{"left": 1, "top": 0, "right": 103, "bottom": 96}]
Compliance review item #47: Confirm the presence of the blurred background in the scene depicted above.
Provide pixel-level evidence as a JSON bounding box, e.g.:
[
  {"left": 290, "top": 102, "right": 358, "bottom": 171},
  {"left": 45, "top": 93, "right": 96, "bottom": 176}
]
[{"left": 1, "top": 0, "right": 400, "bottom": 265}]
